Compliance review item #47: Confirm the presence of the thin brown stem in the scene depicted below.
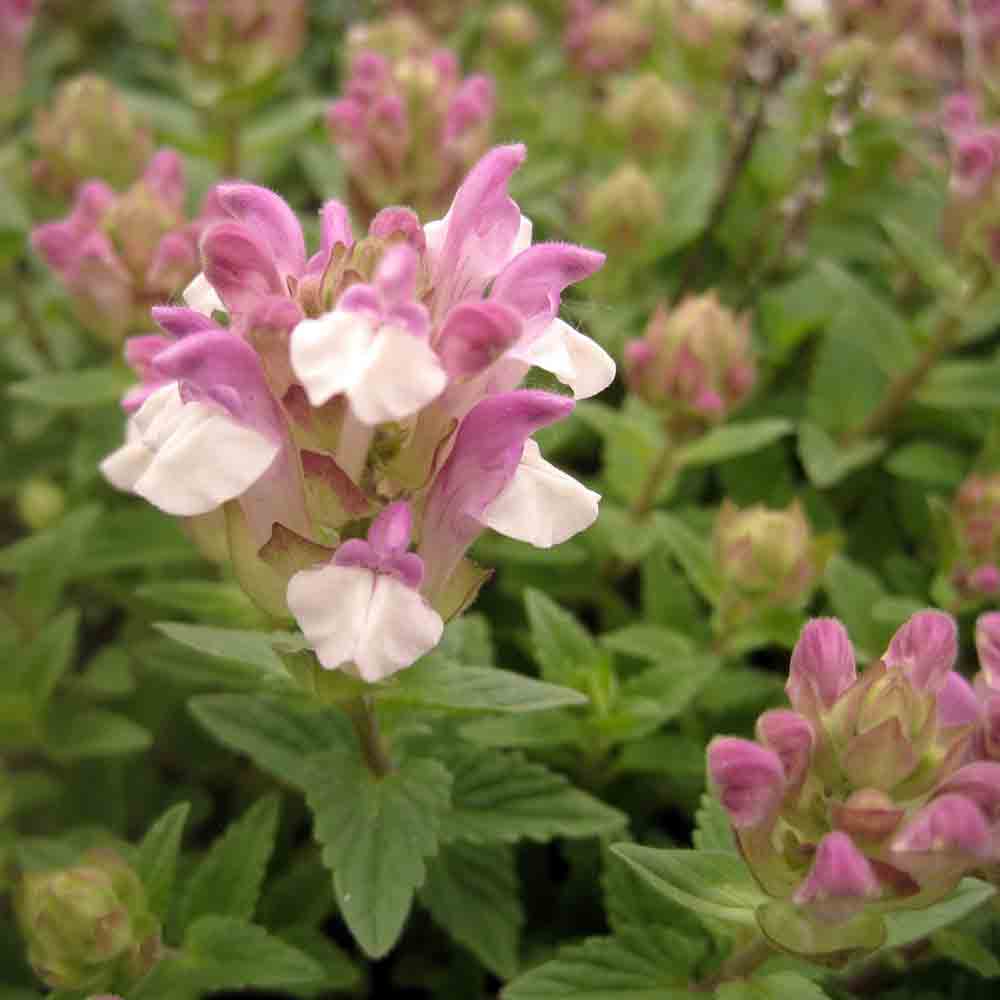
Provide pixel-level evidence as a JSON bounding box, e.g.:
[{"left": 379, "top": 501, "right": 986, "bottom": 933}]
[
  {"left": 347, "top": 696, "right": 393, "bottom": 778},
  {"left": 693, "top": 936, "right": 773, "bottom": 992},
  {"left": 840, "top": 310, "right": 963, "bottom": 445}
]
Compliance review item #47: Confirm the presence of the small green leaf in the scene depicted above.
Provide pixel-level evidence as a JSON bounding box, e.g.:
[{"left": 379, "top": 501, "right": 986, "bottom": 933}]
[
  {"left": 822, "top": 554, "right": 887, "bottom": 660},
  {"left": 525, "top": 589, "right": 600, "bottom": 685},
  {"left": 881, "top": 216, "right": 967, "bottom": 299},
  {"left": 44, "top": 707, "right": 151, "bottom": 760},
  {"left": 716, "top": 972, "right": 832, "bottom": 999},
  {"left": 693, "top": 794, "right": 738, "bottom": 854},
  {"left": 304, "top": 747, "right": 452, "bottom": 957},
  {"left": 156, "top": 623, "right": 291, "bottom": 682},
  {"left": 886, "top": 442, "right": 969, "bottom": 487},
  {"left": 917, "top": 360, "right": 1000, "bottom": 410},
  {"left": 882, "top": 878, "right": 995, "bottom": 951},
  {"left": 176, "top": 794, "right": 280, "bottom": 932},
  {"left": 421, "top": 841, "right": 523, "bottom": 979},
  {"left": 442, "top": 748, "right": 625, "bottom": 844},
  {"left": 600, "top": 625, "right": 695, "bottom": 663},
  {"left": 184, "top": 916, "right": 325, "bottom": 989},
  {"left": 798, "top": 422, "right": 885, "bottom": 488},
  {"left": 7, "top": 367, "right": 131, "bottom": 408},
  {"left": 189, "top": 694, "right": 350, "bottom": 786},
  {"left": 8, "top": 609, "right": 78, "bottom": 709},
  {"left": 459, "top": 710, "right": 586, "bottom": 749},
  {"left": 134, "top": 802, "right": 191, "bottom": 920},
  {"left": 657, "top": 514, "right": 722, "bottom": 605},
  {"left": 675, "top": 419, "right": 793, "bottom": 468},
  {"left": 611, "top": 845, "right": 763, "bottom": 926},
  {"left": 932, "top": 929, "right": 1000, "bottom": 977},
  {"left": 756, "top": 900, "right": 885, "bottom": 963}
]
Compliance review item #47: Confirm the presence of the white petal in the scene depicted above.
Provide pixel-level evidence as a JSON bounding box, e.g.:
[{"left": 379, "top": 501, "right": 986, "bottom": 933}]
[
  {"left": 346, "top": 326, "right": 447, "bottom": 426},
  {"left": 100, "top": 383, "right": 278, "bottom": 516},
  {"left": 289, "top": 310, "right": 377, "bottom": 407},
  {"left": 423, "top": 216, "right": 447, "bottom": 259},
  {"left": 512, "top": 214, "right": 533, "bottom": 257},
  {"left": 286, "top": 564, "right": 443, "bottom": 682},
  {"left": 509, "top": 318, "right": 616, "bottom": 399},
  {"left": 183, "top": 272, "right": 226, "bottom": 317},
  {"left": 481, "top": 439, "right": 600, "bottom": 548}
]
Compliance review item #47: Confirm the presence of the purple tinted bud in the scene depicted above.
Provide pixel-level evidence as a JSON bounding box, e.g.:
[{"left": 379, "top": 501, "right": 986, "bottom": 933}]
[
  {"left": 787, "top": 618, "right": 857, "bottom": 713},
  {"left": 977, "top": 612, "right": 1000, "bottom": 688},
  {"left": 892, "top": 794, "right": 991, "bottom": 860},
  {"left": 937, "top": 671, "right": 982, "bottom": 728},
  {"left": 707, "top": 737, "right": 786, "bottom": 829},
  {"left": 793, "top": 832, "right": 880, "bottom": 917},
  {"left": 942, "top": 92, "right": 979, "bottom": 133},
  {"left": 831, "top": 789, "right": 905, "bottom": 840},
  {"left": 755, "top": 709, "right": 815, "bottom": 787},
  {"left": 884, "top": 610, "right": 958, "bottom": 693},
  {"left": 936, "top": 762, "right": 1000, "bottom": 823},
  {"left": 969, "top": 564, "right": 1000, "bottom": 594},
  {"left": 368, "top": 501, "right": 413, "bottom": 556}
]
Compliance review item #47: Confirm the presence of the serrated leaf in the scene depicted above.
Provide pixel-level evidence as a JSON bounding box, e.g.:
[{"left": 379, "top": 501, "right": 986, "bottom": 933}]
[
  {"left": 44, "top": 707, "right": 151, "bottom": 760},
  {"left": 304, "top": 747, "right": 452, "bottom": 957},
  {"left": 611, "top": 845, "right": 762, "bottom": 926},
  {"left": 524, "top": 589, "right": 600, "bottom": 685},
  {"left": 657, "top": 514, "right": 722, "bottom": 604},
  {"left": 156, "top": 623, "right": 291, "bottom": 681},
  {"left": 882, "top": 878, "right": 995, "bottom": 951},
  {"left": 675, "top": 419, "right": 793, "bottom": 468},
  {"left": 503, "top": 929, "right": 696, "bottom": 999},
  {"left": 600, "top": 625, "right": 695, "bottom": 663},
  {"left": 7, "top": 366, "right": 131, "bottom": 408},
  {"left": 176, "top": 794, "right": 280, "bottom": 933},
  {"left": 693, "top": 794, "right": 738, "bottom": 854},
  {"left": 184, "top": 916, "right": 324, "bottom": 989},
  {"left": 421, "top": 841, "right": 523, "bottom": 979},
  {"left": 378, "top": 656, "right": 587, "bottom": 713},
  {"left": 822, "top": 554, "right": 887, "bottom": 660},
  {"left": 442, "top": 748, "right": 625, "bottom": 844},
  {"left": 189, "top": 694, "right": 351, "bottom": 786},
  {"left": 798, "top": 422, "right": 885, "bottom": 488},
  {"left": 616, "top": 655, "right": 722, "bottom": 736},
  {"left": 716, "top": 972, "right": 831, "bottom": 999},
  {"left": 276, "top": 926, "right": 361, "bottom": 993},
  {"left": 8, "top": 609, "right": 78, "bottom": 710},
  {"left": 134, "top": 802, "right": 191, "bottom": 920},
  {"left": 459, "top": 710, "right": 586, "bottom": 749}
]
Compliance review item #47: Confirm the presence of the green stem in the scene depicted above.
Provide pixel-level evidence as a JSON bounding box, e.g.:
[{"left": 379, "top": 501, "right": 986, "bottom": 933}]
[
  {"left": 6, "top": 262, "right": 51, "bottom": 363},
  {"left": 347, "top": 697, "right": 393, "bottom": 778},
  {"left": 693, "top": 936, "right": 773, "bottom": 992},
  {"left": 219, "top": 110, "right": 242, "bottom": 177},
  {"left": 629, "top": 436, "right": 676, "bottom": 521}
]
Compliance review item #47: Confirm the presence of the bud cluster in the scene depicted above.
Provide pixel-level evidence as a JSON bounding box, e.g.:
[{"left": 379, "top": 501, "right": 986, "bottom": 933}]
[
  {"left": 949, "top": 472, "right": 1000, "bottom": 599},
  {"left": 0, "top": 0, "right": 37, "bottom": 106},
  {"left": 16, "top": 850, "right": 160, "bottom": 992},
  {"left": 32, "top": 75, "right": 154, "bottom": 199},
  {"left": 624, "top": 294, "right": 756, "bottom": 426},
  {"left": 709, "top": 612, "right": 999, "bottom": 959},
  {"left": 170, "top": 0, "right": 306, "bottom": 97},
  {"left": 328, "top": 37, "right": 496, "bottom": 225},
  {"left": 603, "top": 72, "right": 690, "bottom": 156},
  {"left": 583, "top": 163, "right": 663, "bottom": 255},
  {"left": 564, "top": 0, "right": 652, "bottom": 76},
  {"left": 100, "top": 146, "right": 614, "bottom": 686},
  {"left": 32, "top": 151, "right": 203, "bottom": 345}
]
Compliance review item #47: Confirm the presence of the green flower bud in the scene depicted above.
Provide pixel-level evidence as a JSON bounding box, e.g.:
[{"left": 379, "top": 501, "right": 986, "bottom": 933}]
[
  {"left": 584, "top": 163, "right": 663, "bottom": 254},
  {"left": 604, "top": 72, "right": 690, "bottom": 156},
  {"left": 488, "top": 3, "right": 541, "bottom": 51},
  {"left": 15, "top": 477, "right": 66, "bottom": 532},
  {"left": 16, "top": 850, "right": 161, "bottom": 992}
]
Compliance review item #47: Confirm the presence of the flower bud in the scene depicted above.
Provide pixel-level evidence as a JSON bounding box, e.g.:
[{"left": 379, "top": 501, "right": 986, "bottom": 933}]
[
  {"left": 16, "top": 477, "right": 67, "bottom": 532},
  {"left": 625, "top": 295, "right": 755, "bottom": 423},
  {"left": 488, "top": 3, "right": 541, "bottom": 51},
  {"left": 171, "top": 0, "right": 305, "bottom": 96},
  {"left": 346, "top": 13, "right": 434, "bottom": 64},
  {"left": 937, "top": 670, "right": 982, "bottom": 729},
  {"left": 830, "top": 789, "right": 905, "bottom": 840},
  {"left": 951, "top": 474, "right": 1000, "bottom": 598},
  {"left": 32, "top": 75, "right": 153, "bottom": 198},
  {"left": 584, "top": 163, "right": 663, "bottom": 255},
  {"left": 755, "top": 709, "right": 815, "bottom": 787},
  {"left": 714, "top": 500, "right": 819, "bottom": 617},
  {"left": 793, "top": 832, "right": 880, "bottom": 923},
  {"left": 604, "top": 73, "right": 690, "bottom": 156},
  {"left": 565, "top": 0, "right": 652, "bottom": 75},
  {"left": 891, "top": 794, "right": 991, "bottom": 875},
  {"left": 0, "top": 0, "right": 36, "bottom": 107},
  {"left": 787, "top": 617, "right": 857, "bottom": 714},
  {"left": 935, "top": 762, "right": 1000, "bottom": 823},
  {"left": 977, "top": 612, "right": 1000, "bottom": 689},
  {"left": 707, "top": 736, "right": 786, "bottom": 829},
  {"left": 16, "top": 851, "right": 160, "bottom": 991},
  {"left": 883, "top": 610, "right": 957, "bottom": 694}
]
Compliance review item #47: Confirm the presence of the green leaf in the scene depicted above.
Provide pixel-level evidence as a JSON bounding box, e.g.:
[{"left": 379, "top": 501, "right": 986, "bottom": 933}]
[
  {"left": 176, "top": 794, "right": 280, "bottom": 933},
  {"left": 756, "top": 900, "right": 885, "bottom": 962},
  {"left": 442, "top": 748, "right": 625, "bottom": 844},
  {"left": 44, "top": 707, "right": 151, "bottom": 760},
  {"left": 303, "top": 747, "right": 452, "bottom": 957},
  {"left": 379, "top": 656, "right": 588, "bottom": 713},
  {"left": 886, "top": 442, "right": 969, "bottom": 487},
  {"left": 611, "top": 845, "right": 763, "bottom": 926},
  {"left": 80, "top": 508, "right": 198, "bottom": 573},
  {"left": 932, "top": 928, "right": 1000, "bottom": 977},
  {"left": 189, "top": 694, "right": 350, "bottom": 786},
  {"left": 184, "top": 916, "right": 325, "bottom": 989},
  {"left": 675, "top": 419, "right": 793, "bottom": 468},
  {"left": 134, "top": 802, "right": 191, "bottom": 920},
  {"left": 822, "top": 554, "right": 887, "bottom": 659},
  {"left": 524, "top": 589, "right": 600, "bottom": 685},
  {"left": 657, "top": 514, "right": 722, "bottom": 604},
  {"left": 600, "top": 625, "right": 695, "bottom": 663},
  {"left": 716, "top": 972, "right": 831, "bottom": 999},
  {"left": 660, "top": 118, "right": 724, "bottom": 255},
  {"left": 421, "top": 841, "right": 523, "bottom": 979},
  {"left": 882, "top": 878, "right": 995, "bottom": 951},
  {"left": 136, "top": 581, "right": 264, "bottom": 628},
  {"left": 459, "top": 710, "right": 586, "bottom": 749},
  {"left": 156, "top": 623, "right": 292, "bottom": 683},
  {"left": 276, "top": 926, "right": 361, "bottom": 993},
  {"left": 7, "top": 366, "right": 131, "bottom": 408},
  {"left": 798, "top": 422, "right": 885, "bottom": 488},
  {"left": 136, "top": 638, "right": 289, "bottom": 693},
  {"left": 881, "top": 216, "right": 967, "bottom": 299},
  {"left": 503, "top": 929, "right": 696, "bottom": 1000},
  {"left": 8, "top": 609, "right": 78, "bottom": 709},
  {"left": 693, "top": 794, "right": 738, "bottom": 854},
  {"left": 917, "top": 360, "right": 1000, "bottom": 410}
]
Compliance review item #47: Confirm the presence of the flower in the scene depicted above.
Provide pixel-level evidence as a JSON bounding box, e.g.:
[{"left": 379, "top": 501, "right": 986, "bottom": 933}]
[
  {"left": 102, "top": 146, "right": 612, "bottom": 683},
  {"left": 949, "top": 473, "right": 1000, "bottom": 599}
]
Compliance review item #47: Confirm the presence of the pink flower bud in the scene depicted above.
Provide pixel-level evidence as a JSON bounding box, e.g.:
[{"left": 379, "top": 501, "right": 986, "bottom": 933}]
[
  {"left": 755, "top": 709, "right": 815, "bottom": 787},
  {"left": 884, "top": 610, "right": 957, "bottom": 693},
  {"left": 935, "top": 762, "right": 1000, "bottom": 823},
  {"left": 892, "top": 794, "right": 991, "bottom": 863},
  {"left": 937, "top": 671, "right": 982, "bottom": 729},
  {"left": 969, "top": 564, "right": 1000, "bottom": 594},
  {"left": 707, "top": 737, "right": 786, "bottom": 829},
  {"left": 942, "top": 92, "right": 980, "bottom": 134},
  {"left": 830, "top": 789, "right": 905, "bottom": 840},
  {"left": 977, "top": 612, "right": 1000, "bottom": 688},
  {"left": 787, "top": 618, "right": 857, "bottom": 713},
  {"left": 793, "top": 832, "right": 880, "bottom": 920}
]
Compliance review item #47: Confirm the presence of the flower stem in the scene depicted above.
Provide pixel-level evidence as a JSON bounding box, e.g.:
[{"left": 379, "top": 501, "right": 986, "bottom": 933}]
[
  {"left": 219, "top": 109, "right": 242, "bottom": 177},
  {"left": 693, "top": 935, "right": 773, "bottom": 992},
  {"left": 840, "top": 309, "right": 963, "bottom": 445},
  {"left": 629, "top": 436, "right": 676, "bottom": 521},
  {"left": 347, "top": 696, "right": 393, "bottom": 778},
  {"left": 6, "top": 261, "right": 51, "bottom": 363}
]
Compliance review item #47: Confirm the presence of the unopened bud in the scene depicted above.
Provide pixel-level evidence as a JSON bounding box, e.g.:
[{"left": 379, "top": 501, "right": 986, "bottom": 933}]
[
  {"left": 488, "top": 3, "right": 540, "bottom": 51},
  {"left": 892, "top": 794, "right": 991, "bottom": 872},
  {"left": 787, "top": 617, "right": 857, "bottom": 714},
  {"left": 883, "top": 610, "right": 957, "bottom": 694},
  {"left": 830, "top": 788, "right": 905, "bottom": 840},
  {"left": 16, "top": 477, "right": 66, "bottom": 532},
  {"left": 793, "top": 832, "right": 880, "bottom": 922},
  {"left": 977, "top": 612, "right": 1000, "bottom": 688},
  {"left": 584, "top": 163, "right": 663, "bottom": 253},
  {"left": 565, "top": 0, "right": 652, "bottom": 75},
  {"left": 707, "top": 736, "right": 786, "bottom": 829},
  {"left": 604, "top": 73, "right": 690, "bottom": 155},
  {"left": 755, "top": 709, "right": 814, "bottom": 787}
]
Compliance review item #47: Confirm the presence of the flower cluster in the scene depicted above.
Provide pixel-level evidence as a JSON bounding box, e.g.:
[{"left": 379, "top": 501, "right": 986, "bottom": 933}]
[
  {"left": 564, "top": 0, "right": 652, "bottom": 77},
  {"left": 170, "top": 0, "right": 305, "bottom": 97},
  {"left": 948, "top": 472, "right": 1000, "bottom": 599},
  {"left": 709, "top": 611, "right": 999, "bottom": 959},
  {"left": 624, "top": 294, "right": 756, "bottom": 427},
  {"left": 1, "top": 0, "right": 36, "bottom": 106},
  {"left": 101, "top": 145, "right": 614, "bottom": 684},
  {"left": 328, "top": 35, "right": 495, "bottom": 225},
  {"left": 603, "top": 72, "right": 690, "bottom": 157},
  {"left": 32, "top": 151, "right": 202, "bottom": 345},
  {"left": 32, "top": 75, "right": 154, "bottom": 199}
]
